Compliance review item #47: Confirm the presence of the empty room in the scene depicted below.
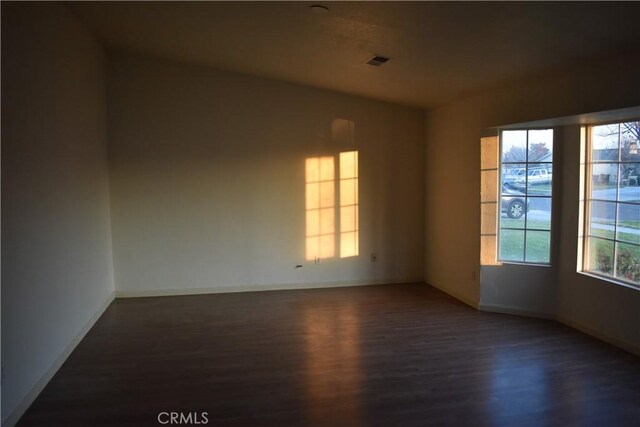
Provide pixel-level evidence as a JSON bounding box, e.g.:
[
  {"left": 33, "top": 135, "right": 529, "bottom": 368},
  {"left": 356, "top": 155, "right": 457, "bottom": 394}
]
[{"left": 2, "top": 1, "right": 640, "bottom": 426}]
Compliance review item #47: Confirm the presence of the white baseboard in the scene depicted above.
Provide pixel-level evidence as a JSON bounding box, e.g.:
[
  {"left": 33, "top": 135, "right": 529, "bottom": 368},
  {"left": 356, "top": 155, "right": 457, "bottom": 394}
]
[
  {"left": 478, "top": 302, "right": 555, "bottom": 320},
  {"left": 557, "top": 315, "right": 640, "bottom": 357},
  {"left": 2, "top": 291, "right": 116, "bottom": 427},
  {"left": 115, "top": 277, "right": 424, "bottom": 298},
  {"left": 425, "top": 281, "right": 479, "bottom": 309}
]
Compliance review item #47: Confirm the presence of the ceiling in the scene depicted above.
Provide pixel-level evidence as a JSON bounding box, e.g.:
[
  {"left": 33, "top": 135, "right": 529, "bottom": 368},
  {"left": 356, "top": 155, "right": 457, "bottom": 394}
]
[{"left": 69, "top": 1, "right": 640, "bottom": 109}]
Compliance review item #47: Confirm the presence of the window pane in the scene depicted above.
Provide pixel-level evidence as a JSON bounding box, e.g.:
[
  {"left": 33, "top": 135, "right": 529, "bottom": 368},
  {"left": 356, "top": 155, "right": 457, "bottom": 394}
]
[
  {"left": 498, "top": 129, "right": 553, "bottom": 265},
  {"left": 501, "top": 196, "right": 525, "bottom": 228},
  {"left": 502, "top": 164, "right": 526, "bottom": 191},
  {"left": 591, "top": 124, "right": 620, "bottom": 155},
  {"left": 584, "top": 122, "right": 640, "bottom": 286},
  {"left": 528, "top": 129, "right": 553, "bottom": 162},
  {"left": 589, "top": 201, "right": 616, "bottom": 239},
  {"left": 616, "top": 203, "right": 640, "bottom": 244},
  {"left": 620, "top": 121, "right": 639, "bottom": 161},
  {"left": 502, "top": 131, "right": 527, "bottom": 163},
  {"left": 525, "top": 230, "right": 550, "bottom": 263},
  {"left": 618, "top": 162, "right": 640, "bottom": 202},
  {"left": 587, "top": 237, "right": 614, "bottom": 277},
  {"left": 615, "top": 242, "right": 640, "bottom": 284},
  {"left": 499, "top": 229, "right": 524, "bottom": 262},
  {"left": 526, "top": 164, "right": 552, "bottom": 196},
  {"left": 527, "top": 197, "right": 551, "bottom": 230},
  {"left": 590, "top": 164, "right": 617, "bottom": 201}
]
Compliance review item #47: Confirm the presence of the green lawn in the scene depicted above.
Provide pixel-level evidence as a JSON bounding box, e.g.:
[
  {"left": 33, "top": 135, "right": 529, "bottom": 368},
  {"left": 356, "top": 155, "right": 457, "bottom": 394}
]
[
  {"left": 591, "top": 227, "right": 639, "bottom": 244},
  {"left": 499, "top": 229, "right": 550, "bottom": 263},
  {"left": 499, "top": 230, "right": 640, "bottom": 283},
  {"left": 501, "top": 218, "right": 550, "bottom": 229},
  {"left": 594, "top": 219, "right": 640, "bottom": 230}
]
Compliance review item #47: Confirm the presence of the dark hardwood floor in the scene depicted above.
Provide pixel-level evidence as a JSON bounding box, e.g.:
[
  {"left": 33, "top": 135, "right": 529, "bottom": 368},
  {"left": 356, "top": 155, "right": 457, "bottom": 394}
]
[{"left": 17, "top": 283, "right": 640, "bottom": 426}]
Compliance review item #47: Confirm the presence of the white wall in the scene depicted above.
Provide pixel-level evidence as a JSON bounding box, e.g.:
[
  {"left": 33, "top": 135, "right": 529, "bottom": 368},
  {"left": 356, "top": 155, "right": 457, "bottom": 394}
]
[
  {"left": 424, "top": 51, "right": 640, "bottom": 351},
  {"left": 1, "top": 3, "right": 115, "bottom": 424},
  {"left": 108, "top": 53, "right": 424, "bottom": 296}
]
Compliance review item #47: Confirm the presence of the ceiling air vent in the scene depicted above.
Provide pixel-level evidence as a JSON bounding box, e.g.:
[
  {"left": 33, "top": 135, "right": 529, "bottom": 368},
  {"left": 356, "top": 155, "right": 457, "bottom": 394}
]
[{"left": 365, "top": 55, "right": 390, "bottom": 67}]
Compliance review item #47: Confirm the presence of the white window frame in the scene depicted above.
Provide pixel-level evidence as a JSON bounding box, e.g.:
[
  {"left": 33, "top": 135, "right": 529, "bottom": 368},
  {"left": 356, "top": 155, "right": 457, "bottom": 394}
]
[
  {"left": 497, "top": 128, "right": 554, "bottom": 265},
  {"left": 581, "top": 120, "right": 640, "bottom": 288}
]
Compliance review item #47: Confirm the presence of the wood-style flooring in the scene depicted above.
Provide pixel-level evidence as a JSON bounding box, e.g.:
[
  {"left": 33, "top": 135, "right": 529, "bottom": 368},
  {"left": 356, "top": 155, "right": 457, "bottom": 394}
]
[{"left": 17, "top": 283, "right": 640, "bottom": 426}]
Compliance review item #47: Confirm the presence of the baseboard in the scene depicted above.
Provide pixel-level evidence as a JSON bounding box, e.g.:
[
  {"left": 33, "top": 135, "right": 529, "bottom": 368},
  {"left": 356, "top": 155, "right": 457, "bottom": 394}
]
[
  {"left": 478, "top": 302, "right": 556, "bottom": 320},
  {"left": 115, "top": 277, "right": 424, "bottom": 298},
  {"left": 557, "top": 315, "right": 640, "bottom": 357},
  {"left": 425, "top": 281, "right": 479, "bottom": 309},
  {"left": 2, "top": 291, "right": 116, "bottom": 427}
]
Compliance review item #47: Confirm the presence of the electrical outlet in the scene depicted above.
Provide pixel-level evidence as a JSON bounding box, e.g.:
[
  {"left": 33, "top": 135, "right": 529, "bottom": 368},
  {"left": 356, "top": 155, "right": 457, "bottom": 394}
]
[{"left": 371, "top": 253, "right": 377, "bottom": 262}]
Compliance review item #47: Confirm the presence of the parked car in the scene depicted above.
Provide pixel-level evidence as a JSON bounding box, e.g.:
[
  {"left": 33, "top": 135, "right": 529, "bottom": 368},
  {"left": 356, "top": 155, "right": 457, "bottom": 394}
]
[
  {"left": 513, "top": 168, "right": 552, "bottom": 189},
  {"left": 502, "top": 168, "right": 526, "bottom": 189},
  {"left": 501, "top": 185, "right": 528, "bottom": 219}
]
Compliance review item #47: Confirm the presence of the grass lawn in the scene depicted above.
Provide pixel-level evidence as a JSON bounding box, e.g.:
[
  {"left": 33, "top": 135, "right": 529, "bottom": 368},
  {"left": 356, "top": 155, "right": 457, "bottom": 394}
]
[
  {"left": 499, "top": 229, "right": 550, "bottom": 263},
  {"left": 591, "top": 228, "right": 639, "bottom": 244}
]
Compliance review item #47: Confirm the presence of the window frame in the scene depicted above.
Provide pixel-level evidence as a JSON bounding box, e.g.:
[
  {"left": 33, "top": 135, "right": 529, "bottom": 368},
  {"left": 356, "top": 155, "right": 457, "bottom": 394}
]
[
  {"left": 497, "top": 128, "right": 555, "bottom": 265},
  {"left": 581, "top": 119, "right": 640, "bottom": 288}
]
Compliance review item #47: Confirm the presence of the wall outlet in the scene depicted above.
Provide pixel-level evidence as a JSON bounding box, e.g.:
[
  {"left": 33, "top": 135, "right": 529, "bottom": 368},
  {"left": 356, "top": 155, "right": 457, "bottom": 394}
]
[{"left": 371, "top": 253, "right": 377, "bottom": 262}]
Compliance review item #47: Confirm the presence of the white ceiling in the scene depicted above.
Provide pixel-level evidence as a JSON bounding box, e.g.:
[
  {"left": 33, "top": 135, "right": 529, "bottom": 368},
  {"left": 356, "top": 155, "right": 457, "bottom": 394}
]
[{"left": 69, "top": 1, "right": 640, "bottom": 109}]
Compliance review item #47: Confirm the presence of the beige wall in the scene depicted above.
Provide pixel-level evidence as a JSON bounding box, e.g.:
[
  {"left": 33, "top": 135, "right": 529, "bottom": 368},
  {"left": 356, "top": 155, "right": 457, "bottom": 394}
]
[
  {"left": 425, "top": 52, "right": 640, "bottom": 351},
  {"left": 107, "top": 53, "right": 424, "bottom": 296},
  {"left": 1, "top": 3, "right": 115, "bottom": 424}
]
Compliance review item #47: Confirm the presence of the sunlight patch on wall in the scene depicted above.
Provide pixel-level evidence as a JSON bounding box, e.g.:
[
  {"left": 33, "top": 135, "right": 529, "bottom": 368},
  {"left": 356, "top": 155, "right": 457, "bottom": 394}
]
[
  {"left": 340, "top": 151, "right": 359, "bottom": 258},
  {"left": 481, "top": 135, "right": 501, "bottom": 266},
  {"left": 306, "top": 157, "right": 335, "bottom": 260},
  {"left": 305, "top": 151, "right": 359, "bottom": 261}
]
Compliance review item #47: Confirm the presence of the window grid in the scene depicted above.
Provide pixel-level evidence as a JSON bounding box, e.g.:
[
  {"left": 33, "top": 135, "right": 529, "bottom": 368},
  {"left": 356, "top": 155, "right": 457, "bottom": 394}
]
[
  {"left": 498, "top": 129, "right": 553, "bottom": 264},
  {"left": 583, "top": 121, "right": 640, "bottom": 287}
]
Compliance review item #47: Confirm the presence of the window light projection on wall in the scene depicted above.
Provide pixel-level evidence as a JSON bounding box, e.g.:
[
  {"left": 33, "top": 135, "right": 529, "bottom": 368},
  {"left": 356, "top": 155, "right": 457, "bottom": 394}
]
[
  {"left": 480, "top": 135, "right": 501, "bottom": 266},
  {"left": 305, "top": 151, "right": 359, "bottom": 261},
  {"left": 305, "top": 156, "right": 336, "bottom": 260},
  {"left": 340, "top": 151, "right": 359, "bottom": 258}
]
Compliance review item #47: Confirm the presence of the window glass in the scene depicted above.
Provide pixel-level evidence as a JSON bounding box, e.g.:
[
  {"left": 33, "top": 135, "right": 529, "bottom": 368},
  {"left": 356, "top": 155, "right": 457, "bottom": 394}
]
[
  {"left": 584, "top": 121, "right": 640, "bottom": 286},
  {"left": 498, "top": 129, "right": 553, "bottom": 264}
]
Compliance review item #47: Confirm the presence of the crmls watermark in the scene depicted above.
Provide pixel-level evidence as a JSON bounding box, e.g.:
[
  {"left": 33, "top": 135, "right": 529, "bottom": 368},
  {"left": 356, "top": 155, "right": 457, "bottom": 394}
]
[{"left": 157, "top": 412, "right": 209, "bottom": 425}]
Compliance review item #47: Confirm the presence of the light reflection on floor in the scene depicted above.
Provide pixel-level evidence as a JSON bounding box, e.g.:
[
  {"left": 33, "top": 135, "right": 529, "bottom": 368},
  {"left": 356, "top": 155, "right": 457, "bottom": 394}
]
[{"left": 303, "top": 302, "right": 363, "bottom": 426}]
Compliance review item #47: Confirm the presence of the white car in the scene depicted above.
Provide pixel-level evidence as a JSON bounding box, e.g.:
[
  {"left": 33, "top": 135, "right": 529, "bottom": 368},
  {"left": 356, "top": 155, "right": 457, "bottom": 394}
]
[{"left": 514, "top": 168, "right": 552, "bottom": 188}]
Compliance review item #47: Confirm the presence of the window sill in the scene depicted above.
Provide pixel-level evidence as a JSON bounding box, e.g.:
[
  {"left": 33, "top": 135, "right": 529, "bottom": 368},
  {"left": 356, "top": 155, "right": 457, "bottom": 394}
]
[
  {"left": 497, "top": 261, "right": 551, "bottom": 268},
  {"left": 577, "top": 271, "right": 640, "bottom": 292}
]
